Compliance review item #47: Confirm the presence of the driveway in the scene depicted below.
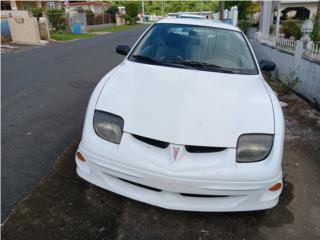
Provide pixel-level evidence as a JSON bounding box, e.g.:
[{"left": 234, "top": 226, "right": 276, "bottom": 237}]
[
  {"left": 1, "top": 25, "right": 148, "bottom": 221},
  {"left": 2, "top": 78, "right": 320, "bottom": 239}
]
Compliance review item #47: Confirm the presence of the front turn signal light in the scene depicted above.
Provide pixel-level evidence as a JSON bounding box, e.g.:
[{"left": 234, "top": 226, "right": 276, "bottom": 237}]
[
  {"left": 76, "top": 152, "right": 86, "bottom": 161},
  {"left": 269, "top": 183, "right": 282, "bottom": 191}
]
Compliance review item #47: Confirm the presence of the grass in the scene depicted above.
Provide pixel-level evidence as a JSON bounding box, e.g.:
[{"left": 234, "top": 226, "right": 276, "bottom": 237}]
[
  {"left": 89, "top": 24, "right": 141, "bottom": 33},
  {"left": 50, "top": 32, "right": 96, "bottom": 41},
  {"left": 50, "top": 24, "right": 142, "bottom": 41},
  {"left": 264, "top": 72, "right": 292, "bottom": 95}
]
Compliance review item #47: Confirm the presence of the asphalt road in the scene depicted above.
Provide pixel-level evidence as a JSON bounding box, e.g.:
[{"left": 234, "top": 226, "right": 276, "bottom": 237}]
[{"left": 1, "top": 25, "right": 148, "bottom": 221}]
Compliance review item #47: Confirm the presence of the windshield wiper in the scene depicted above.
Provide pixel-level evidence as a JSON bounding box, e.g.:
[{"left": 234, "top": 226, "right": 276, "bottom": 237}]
[
  {"left": 131, "top": 55, "right": 162, "bottom": 64},
  {"left": 177, "top": 60, "right": 208, "bottom": 69},
  {"left": 131, "top": 56, "right": 237, "bottom": 74},
  {"left": 177, "top": 60, "right": 237, "bottom": 74},
  {"left": 132, "top": 55, "right": 194, "bottom": 69}
]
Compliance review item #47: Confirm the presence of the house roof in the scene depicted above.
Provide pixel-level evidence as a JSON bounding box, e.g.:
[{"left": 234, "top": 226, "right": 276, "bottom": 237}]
[{"left": 69, "top": 2, "right": 110, "bottom": 7}]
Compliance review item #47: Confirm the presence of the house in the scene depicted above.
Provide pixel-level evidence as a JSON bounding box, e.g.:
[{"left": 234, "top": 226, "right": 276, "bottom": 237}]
[
  {"left": 259, "top": 0, "right": 319, "bottom": 39},
  {"left": 1, "top": 0, "right": 62, "bottom": 11},
  {"left": 66, "top": 2, "right": 111, "bottom": 14},
  {"left": 277, "top": 0, "right": 319, "bottom": 22}
]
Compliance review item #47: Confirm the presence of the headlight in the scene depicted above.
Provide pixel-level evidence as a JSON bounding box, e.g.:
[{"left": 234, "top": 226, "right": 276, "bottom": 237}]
[
  {"left": 93, "top": 110, "right": 124, "bottom": 144},
  {"left": 236, "top": 134, "right": 273, "bottom": 162}
]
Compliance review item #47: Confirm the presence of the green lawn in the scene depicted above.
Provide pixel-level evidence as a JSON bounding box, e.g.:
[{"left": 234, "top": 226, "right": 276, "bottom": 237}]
[
  {"left": 50, "top": 32, "right": 96, "bottom": 41},
  {"left": 89, "top": 24, "right": 141, "bottom": 33}
]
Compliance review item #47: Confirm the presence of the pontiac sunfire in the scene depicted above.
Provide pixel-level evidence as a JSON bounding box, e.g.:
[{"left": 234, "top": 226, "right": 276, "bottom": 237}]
[{"left": 75, "top": 18, "right": 284, "bottom": 211}]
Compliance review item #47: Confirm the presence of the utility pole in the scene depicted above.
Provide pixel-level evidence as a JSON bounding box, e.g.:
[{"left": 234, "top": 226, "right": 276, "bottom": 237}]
[
  {"left": 162, "top": 0, "right": 164, "bottom": 18},
  {"left": 219, "top": 0, "right": 224, "bottom": 21},
  {"left": 141, "top": 1, "right": 144, "bottom": 16},
  {"left": 200, "top": 0, "right": 203, "bottom": 13},
  {"left": 316, "top": 0, "right": 320, "bottom": 27}
]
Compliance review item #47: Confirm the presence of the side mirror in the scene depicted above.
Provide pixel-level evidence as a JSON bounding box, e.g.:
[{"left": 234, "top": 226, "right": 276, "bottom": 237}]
[
  {"left": 116, "top": 45, "right": 131, "bottom": 56},
  {"left": 259, "top": 60, "right": 276, "bottom": 72}
]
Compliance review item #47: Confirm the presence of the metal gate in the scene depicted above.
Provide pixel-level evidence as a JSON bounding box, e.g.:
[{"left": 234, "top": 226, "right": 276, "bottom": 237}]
[{"left": 1, "top": 19, "right": 12, "bottom": 41}]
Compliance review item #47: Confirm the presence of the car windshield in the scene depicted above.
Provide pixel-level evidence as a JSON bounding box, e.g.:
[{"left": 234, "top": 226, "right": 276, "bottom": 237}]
[{"left": 129, "top": 23, "right": 258, "bottom": 75}]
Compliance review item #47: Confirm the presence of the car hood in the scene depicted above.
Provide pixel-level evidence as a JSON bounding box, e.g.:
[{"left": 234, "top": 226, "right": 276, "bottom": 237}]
[{"left": 95, "top": 61, "right": 274, "bottom": 148}]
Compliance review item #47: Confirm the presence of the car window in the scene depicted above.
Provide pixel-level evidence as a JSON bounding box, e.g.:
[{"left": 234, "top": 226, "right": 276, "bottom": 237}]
[{"left": 129, "top": 23, "right": 258, "bottom": 75}]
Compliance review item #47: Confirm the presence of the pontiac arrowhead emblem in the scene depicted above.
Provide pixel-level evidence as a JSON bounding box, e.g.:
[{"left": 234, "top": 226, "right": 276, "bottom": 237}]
[{"left": 172, "top": 146, "right": 180, "bottom": 161}]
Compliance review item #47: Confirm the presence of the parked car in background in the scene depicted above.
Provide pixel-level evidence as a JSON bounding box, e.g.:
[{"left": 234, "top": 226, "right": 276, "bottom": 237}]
[
  {"left": 76, "top": 18, "right": 284, "bottom": 212},
  {"left": 179, "top": 14, "right": 206, "bottom": 19},
  {"left": 167, "top": 13, "right": 206, "bottom": 19}
]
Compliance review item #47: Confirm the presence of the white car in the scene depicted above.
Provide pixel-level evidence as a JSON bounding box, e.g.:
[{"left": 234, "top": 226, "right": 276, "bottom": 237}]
[{"left": 76, "top": 18, "right": 284, "bottom": 212}]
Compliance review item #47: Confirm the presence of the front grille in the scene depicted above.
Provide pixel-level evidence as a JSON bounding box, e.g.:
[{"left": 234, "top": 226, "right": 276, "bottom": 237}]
[
  {"left": 133, "top": 134, "right": 169, "bottom": 149},
  {"left": 185, "top": 146, "right": 227, "bottom": 153},
  {"left": 133, "top": 134, "right": 227, "bottom": 153}
]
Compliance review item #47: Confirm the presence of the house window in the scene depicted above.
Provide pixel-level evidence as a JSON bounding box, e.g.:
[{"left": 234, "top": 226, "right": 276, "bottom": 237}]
[
  {"left": 48, "top": 1, "right": 55, "bottom": 10},
  {"left": 1, "top": 1, "right": 11, "bottom": 10}
]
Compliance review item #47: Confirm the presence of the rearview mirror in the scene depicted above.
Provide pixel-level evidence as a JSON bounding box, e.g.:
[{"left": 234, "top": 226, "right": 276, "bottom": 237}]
[
  {"left": 259, "top": 60, "right": 276, "bottom": 72},
  {"left": 116, "top": 45, "right": 131, "bottom": 56}
]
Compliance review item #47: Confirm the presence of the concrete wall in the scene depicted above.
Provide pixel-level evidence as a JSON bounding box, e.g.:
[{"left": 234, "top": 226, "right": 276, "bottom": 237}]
[
  {"left": 7, "top": 11, "right": 41, "bottom": 44},
  {"left": 251, "top": 39, "right": 320, "bottom": 104}
]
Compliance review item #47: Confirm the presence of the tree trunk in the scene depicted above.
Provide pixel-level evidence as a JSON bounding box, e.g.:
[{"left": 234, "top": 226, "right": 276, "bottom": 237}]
[
  {"left": 316, "top": 0, "right": 320, "bottom": 27},
  {"left": 162, "top": 0, "right": 164, "bottom": 17},
  {"left": 219, "top": 1, "right": 224, "bottom": 21}
]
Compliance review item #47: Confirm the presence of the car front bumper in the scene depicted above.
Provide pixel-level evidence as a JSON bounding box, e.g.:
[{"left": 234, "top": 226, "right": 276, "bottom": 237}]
[{"left": 76, "top": 134, "right": 283, "bottom": 212}]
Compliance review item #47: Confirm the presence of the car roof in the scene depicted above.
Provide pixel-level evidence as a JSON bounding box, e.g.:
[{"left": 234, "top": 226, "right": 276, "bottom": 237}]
[{"left": 157, "top": 18, "right": 241, "bottom": 32}]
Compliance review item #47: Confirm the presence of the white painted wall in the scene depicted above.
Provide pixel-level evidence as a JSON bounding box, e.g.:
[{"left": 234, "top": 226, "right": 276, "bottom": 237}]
[
  {"left": 6, "top": 11, "right": 41, "bottom": 44},
  {"left": 251, "top": 39, "right": 320, "bottom": 104}
]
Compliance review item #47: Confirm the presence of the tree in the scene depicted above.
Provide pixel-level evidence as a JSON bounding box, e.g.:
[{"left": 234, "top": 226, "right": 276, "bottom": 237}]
[
  {"left": 143, "top": 1, "right": 218, "bottom": 15},
  {"left": 282, "top": 18, "right": 302, "bottom": 39},
  {"left": 219, "top": 1, "right": 224, "bottom": 20},
  {"left": 316, "top": 0, "right": 320, "bottom": 27},
  {"left": 125, "top": 2, "right": 140, "bottom": 18},
  {"left": 31, "top": 8, "right": 43, "bottom": 20},
  {"left": 47, "top": 9, "right": 67, "bottom": 32},
  {"left": 106, "top": 4, "right": 118, "bottom": 23},
  {"left": 124, "top": 1, "right": 140, "bottom": 24}
]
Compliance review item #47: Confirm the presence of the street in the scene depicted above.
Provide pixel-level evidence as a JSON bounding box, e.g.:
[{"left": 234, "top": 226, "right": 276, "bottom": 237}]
[
  {"left": 1, "top": 26, "right": 320, "bottom": 240},
  {"left": 1, "top": 25, "right": 148, "bottom": 221}
]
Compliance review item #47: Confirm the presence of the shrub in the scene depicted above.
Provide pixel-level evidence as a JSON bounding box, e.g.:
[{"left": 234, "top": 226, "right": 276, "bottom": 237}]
[
  {"left": 47, "top": 9, "right": 66, "bottom": 31},
  {"left": 31, "top": 8, "right": 43, "bottom": 20},
  {"left": 269, "top": 25, "right": 275, "bottom": 35},
  {"left": 123, "top": 14, "right": 139, "bottom": 25},
  {"left": 310, "top": 25, "right": 320, "bottom": 43},
  {"left": 282, "top": 18, "right": 302, "bottom": 39},
  {"left": 310, "top": 18, "right": 320, "bottom": 43},
  {"left": 124, "top": 1, "right": 140, "bottom": 24},
  {"left": 238, "top": 20, "right": 251, "bottom": 35},
  {"left": 106, "top": 4, "right": 118, "bottom": 23}
]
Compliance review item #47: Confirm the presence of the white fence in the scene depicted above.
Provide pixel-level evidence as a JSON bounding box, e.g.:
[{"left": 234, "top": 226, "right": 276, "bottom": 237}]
[
  {"left": 251, "top": 37, "right": 320, "bottom": 105},
  {"left": 212, "top": 5, "right": 238, "bottom": 26},
  {"left": 275, "top": 38, "right": 296, "bottom": 54},
  {"left": 303, "top": 43, "right": 320, "bottom": 63}
]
